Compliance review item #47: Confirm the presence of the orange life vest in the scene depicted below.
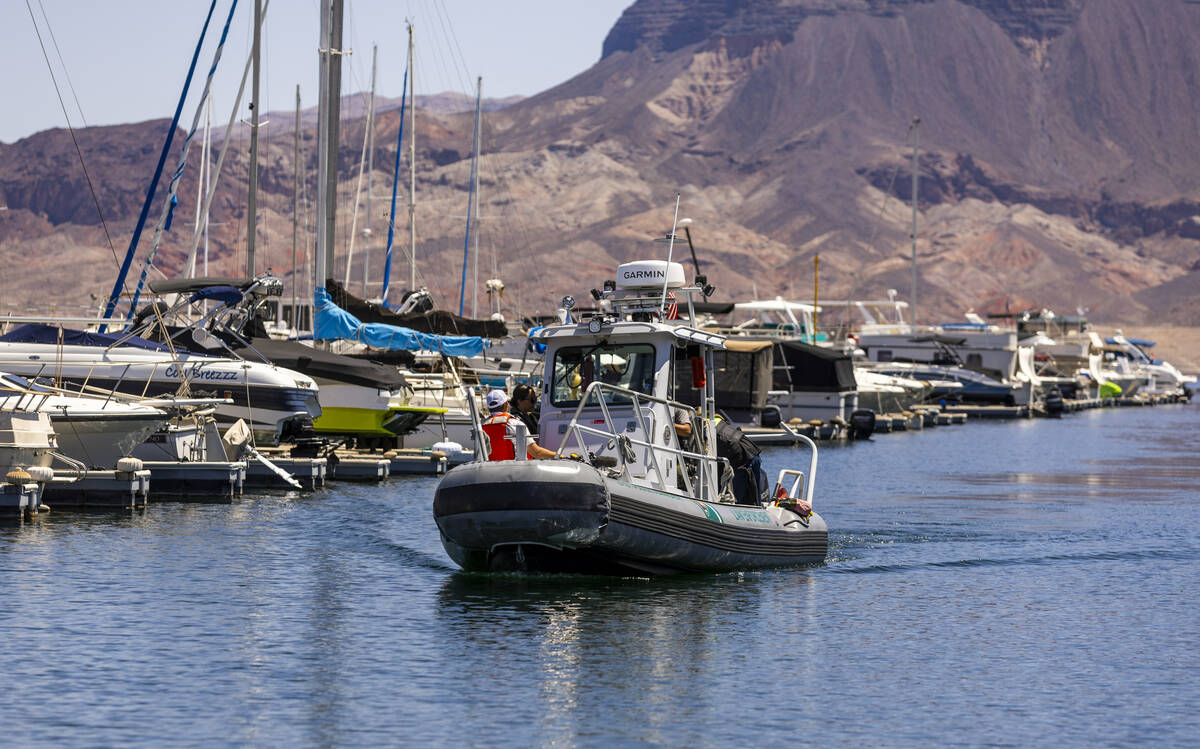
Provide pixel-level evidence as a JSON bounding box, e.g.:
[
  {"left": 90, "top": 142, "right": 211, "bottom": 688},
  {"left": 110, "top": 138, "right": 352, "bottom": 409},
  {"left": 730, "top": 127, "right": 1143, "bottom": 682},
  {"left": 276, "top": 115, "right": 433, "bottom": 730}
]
[{"left": 481, "top": 412, "right": 530, "bottom": 461}]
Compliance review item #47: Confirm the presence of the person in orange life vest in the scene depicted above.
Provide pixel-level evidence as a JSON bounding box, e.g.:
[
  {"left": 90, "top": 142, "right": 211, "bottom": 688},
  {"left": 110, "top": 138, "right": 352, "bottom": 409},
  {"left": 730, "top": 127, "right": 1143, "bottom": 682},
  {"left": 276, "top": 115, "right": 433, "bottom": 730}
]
[{"left": 481, "top": 389, "right": 555, "bottom": 461}]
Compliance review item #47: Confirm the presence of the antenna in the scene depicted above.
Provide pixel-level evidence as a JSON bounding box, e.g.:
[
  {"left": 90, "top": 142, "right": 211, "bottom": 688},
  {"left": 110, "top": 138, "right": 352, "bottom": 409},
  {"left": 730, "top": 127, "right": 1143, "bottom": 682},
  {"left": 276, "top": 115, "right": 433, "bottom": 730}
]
[{"left": 659, "top": 193, "right": 681, "bottom": 314}]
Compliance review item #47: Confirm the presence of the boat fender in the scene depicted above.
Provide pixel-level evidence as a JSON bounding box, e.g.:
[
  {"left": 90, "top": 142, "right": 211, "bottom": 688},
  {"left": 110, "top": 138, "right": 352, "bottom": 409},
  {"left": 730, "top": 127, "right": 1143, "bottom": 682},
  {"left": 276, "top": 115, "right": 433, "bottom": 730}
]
[
  {"left": 5, "top": 469, "right": 32, "bottom": 485},
  {"left": 116, "top": 457, "right": 145, "bottom": 473},
  {"left": 24, "top": 466, "right": 54, "bottom": 483}
]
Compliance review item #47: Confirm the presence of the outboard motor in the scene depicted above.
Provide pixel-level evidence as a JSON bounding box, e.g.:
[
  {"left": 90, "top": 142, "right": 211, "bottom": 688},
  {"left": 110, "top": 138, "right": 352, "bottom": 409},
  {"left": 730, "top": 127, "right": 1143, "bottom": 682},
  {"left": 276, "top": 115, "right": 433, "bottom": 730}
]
[
  {"left": 849, "top": 409, "right": 876, "bottom": 440},
  {"left": 1044, "top": 387, "right": 1065, "bottom": 417}
]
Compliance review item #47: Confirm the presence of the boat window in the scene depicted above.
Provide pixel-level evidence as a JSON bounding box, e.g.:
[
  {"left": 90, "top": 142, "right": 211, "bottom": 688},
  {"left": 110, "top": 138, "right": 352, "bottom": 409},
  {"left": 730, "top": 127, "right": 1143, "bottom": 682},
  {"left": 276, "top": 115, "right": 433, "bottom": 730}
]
[{"left": 551, "top": 343, "right": 657, "bottom": 407}]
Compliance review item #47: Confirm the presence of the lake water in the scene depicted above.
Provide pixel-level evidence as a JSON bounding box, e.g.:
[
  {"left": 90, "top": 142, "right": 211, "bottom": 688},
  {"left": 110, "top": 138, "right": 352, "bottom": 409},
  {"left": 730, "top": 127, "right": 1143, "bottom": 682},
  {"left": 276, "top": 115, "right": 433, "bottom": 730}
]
[{"left": 2, "top": 402, "right": 1197, "bottom": 746}]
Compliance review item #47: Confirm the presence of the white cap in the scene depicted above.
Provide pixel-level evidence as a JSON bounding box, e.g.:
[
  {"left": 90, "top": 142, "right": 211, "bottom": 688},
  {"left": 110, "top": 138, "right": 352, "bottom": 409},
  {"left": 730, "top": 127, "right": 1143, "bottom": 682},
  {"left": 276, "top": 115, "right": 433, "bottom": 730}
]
[{"left": 485, "top": 389, "right": 508, "bottom": 410}]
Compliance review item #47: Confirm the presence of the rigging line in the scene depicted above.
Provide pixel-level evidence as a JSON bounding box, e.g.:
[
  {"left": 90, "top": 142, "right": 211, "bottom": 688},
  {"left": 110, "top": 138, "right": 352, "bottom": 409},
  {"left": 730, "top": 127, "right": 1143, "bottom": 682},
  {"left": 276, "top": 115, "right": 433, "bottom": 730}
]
[
  {"left": 126, "top": 0, "right": 243, "bottom": 319},
  {"left": 419, "top": 0, "right": 460, "bottom": 95},
  {"left": 34, "top": 0, "right": 87, "bottom": 128},
  {"left": 845, "top": 121, "right": 913, "bottom": 316},
  {"left": 380, "top": 70, "right": 405, "bottom": 310},
  {"left": 24, "top": 0, "right": 119, "bottom": 271},
  {"left": 100, "top": 0, "right": 223, "bottom": 329},
  {"left": 184, "top": 0, "right": 272, "bottom": 279},
  {"left": 430, "top": 0, "right": 475, "bottom": 96}
]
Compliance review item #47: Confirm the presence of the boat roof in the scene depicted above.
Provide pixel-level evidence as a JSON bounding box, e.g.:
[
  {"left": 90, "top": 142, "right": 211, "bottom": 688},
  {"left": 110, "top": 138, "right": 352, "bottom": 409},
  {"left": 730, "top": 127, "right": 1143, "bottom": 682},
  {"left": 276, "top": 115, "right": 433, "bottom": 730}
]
[
  {"left": 734, "top": 298, "right": 819, "bottom": 313},
  {"left": 532, "top": 320, "right": 726, "bottom": 349}
]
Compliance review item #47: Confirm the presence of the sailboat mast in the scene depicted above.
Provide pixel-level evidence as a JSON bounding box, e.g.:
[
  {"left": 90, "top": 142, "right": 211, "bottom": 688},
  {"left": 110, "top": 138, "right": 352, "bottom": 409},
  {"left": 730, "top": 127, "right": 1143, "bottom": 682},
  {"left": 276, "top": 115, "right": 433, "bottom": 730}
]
[
  {"left": 193, "top": 96, "right": 210, "bottom": 279},
  {"left": 363, "top": 44, "right": 377, "bottom": 298},
  {"left": 470, "top": 76, "right": 482, "bottom": 318},
  {"left": 407, "top": 24, "right": 417, "bottom": 293},
  {"left": 910, "top": 116, "right": 920, "bottom": 329},
  {"left": 292, "top": 84, "right": 300, "bottom": 330},
  {"left": 319, "top": 0, "right": 344, "bottom": 285},
  {"left": 203, "top": 96, "right": 211, "bottom": 279},
  {"left": 246, "top": 0, "right": 262, "bottom": 277},
  {"left": 315, "top": 1, "right": 332, "bottom": 293}
]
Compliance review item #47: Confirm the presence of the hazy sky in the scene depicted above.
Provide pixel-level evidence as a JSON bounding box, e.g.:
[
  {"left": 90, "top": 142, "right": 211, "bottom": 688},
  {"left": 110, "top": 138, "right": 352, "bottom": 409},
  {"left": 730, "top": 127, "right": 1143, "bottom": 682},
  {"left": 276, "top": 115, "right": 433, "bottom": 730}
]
[{"left": 3, "top": 0, "right": 633, "bottom": 143}]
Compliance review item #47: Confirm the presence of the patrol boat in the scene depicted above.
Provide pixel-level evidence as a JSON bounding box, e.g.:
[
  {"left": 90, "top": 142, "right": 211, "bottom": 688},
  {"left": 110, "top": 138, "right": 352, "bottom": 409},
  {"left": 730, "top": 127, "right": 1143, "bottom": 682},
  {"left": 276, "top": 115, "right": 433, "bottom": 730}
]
[{"left": 433, "top": 260, "right": 828, "bottom": 575}]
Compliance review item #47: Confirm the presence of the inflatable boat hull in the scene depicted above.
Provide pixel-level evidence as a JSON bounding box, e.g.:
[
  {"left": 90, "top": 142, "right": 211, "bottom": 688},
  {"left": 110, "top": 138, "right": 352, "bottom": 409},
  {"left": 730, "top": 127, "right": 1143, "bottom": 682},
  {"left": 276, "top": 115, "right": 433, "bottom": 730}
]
[{"left": 433, "top": 459, "right": 828, "bottom": 575}]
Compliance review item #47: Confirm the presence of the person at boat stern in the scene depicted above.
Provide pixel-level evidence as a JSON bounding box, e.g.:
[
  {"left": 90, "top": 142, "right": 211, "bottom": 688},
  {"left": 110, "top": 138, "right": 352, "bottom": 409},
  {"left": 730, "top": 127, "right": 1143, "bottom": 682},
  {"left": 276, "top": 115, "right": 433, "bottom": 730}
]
[
  {"left": 714, "top": 415, "right": 768, "bottom": 505},
  {"left": 510, "top": 383, "right": 541, "bottom": 437},
  {"left": 481, "top": 389, "right": 556, "bottom": 461}
]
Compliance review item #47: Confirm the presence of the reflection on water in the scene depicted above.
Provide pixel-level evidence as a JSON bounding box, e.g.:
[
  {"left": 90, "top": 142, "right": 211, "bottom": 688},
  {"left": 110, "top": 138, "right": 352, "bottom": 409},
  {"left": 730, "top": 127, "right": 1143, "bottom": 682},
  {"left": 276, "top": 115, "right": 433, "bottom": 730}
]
[{"left": 0, "top": 404, "right": 1197, "bottom": 745}]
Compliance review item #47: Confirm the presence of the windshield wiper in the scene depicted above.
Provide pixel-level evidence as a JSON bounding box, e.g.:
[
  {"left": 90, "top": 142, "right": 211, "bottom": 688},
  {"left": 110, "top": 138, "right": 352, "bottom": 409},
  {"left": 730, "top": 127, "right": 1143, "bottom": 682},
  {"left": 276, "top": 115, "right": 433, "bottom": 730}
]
[{"left": 552, "top": 342, "right": 608, "bottom": 392}]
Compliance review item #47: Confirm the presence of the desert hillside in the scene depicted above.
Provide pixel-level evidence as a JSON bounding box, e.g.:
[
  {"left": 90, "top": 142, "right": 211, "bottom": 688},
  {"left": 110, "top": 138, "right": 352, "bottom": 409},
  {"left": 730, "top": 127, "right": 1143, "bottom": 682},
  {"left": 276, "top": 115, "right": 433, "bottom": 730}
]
[{"left": 1, "top": 0, "right": 1197, "bottom": 365}]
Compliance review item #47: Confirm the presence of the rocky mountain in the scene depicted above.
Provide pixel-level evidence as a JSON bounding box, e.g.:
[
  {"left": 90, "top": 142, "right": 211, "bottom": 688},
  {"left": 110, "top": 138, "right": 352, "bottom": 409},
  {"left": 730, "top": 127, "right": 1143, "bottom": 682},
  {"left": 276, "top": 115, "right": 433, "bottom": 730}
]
[{"left": 2, "top": 0, "right": 1199, "bottom": 329}]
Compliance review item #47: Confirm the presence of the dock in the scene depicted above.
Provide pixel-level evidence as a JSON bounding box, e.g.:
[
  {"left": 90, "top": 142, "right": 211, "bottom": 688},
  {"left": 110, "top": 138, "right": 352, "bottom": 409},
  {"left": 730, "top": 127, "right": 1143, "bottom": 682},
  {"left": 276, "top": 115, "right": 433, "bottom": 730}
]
[
  {"left": 943, "top": 404, "right": 1031, "bottom": 419},
  {"left": 330, "top": 454, "right": 390, "bottom": 482},
  {"left": 243, "top": 457, "right": 327, "bottom": 491},
  {"left": 141, "top": 461, "right": 246, "bottom": 502},
  {"left": 41, "top": 470, "right": 150, "bottom": 511},
  {"left": 0, "top": 480, "right": 43, "bottom": 519},
  {"left": 386, "top": 449, "right": 448, "bottom": 476}
]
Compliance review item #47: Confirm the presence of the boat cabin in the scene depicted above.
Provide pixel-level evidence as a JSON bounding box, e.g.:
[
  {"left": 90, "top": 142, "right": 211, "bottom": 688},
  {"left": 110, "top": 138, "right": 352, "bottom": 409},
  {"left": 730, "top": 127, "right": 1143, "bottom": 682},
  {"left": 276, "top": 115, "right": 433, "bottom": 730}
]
[{"left": 531, "top": 261, "right": 727, "bottom": 498}]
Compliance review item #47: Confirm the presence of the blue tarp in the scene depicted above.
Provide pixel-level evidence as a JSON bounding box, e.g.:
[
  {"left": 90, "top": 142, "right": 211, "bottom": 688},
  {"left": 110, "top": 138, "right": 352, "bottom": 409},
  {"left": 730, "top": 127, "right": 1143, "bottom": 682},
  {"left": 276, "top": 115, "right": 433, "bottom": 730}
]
[
  {"left": 313, "top": 288, "right": 485, "bottom": 357},
  {"left": 527, "top": 325, "right": 546, "bottom": 354},
  {"left": 1106, "top": 337, "right": 1156, "bottom": 348},
  {"left": 0, "top": 323, "right": 170, "bottom": 352}
]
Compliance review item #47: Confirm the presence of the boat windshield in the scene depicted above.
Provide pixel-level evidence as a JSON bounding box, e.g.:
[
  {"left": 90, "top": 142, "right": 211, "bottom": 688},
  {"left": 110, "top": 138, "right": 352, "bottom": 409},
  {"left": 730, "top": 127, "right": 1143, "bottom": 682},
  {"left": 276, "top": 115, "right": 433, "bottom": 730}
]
[{"left": 551, "top": 343, "right": 657, "bottom": 407}]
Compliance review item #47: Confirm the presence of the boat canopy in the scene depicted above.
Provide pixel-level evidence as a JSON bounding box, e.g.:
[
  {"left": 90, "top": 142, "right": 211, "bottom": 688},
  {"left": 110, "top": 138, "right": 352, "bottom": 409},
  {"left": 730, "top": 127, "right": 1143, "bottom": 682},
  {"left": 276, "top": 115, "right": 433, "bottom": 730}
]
[
  {"left": 0, "top": 323, "right": 170, "bottom": 353},
  {"left": 149, "top": 277, "right": 257, "bottom": 295},
  {"left": 724, "top": 339, "right": 774, "bottom": 353},
  {"left": 1107, "top": 337, "right": 1155, "bottom": 348},
  {"left": 313, "top": 288, "right": 486, "bottom": 358},
  {"left": 773, "top": 340, "right": 857, "bottom": 392}
]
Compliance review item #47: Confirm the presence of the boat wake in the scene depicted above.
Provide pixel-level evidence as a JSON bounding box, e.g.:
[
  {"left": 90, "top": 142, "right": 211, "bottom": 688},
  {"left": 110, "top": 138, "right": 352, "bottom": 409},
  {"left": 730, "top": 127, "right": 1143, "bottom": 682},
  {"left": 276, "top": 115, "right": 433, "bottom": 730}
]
[{"left": 827, "top": 545, "right": 1196, "bottom": 575}]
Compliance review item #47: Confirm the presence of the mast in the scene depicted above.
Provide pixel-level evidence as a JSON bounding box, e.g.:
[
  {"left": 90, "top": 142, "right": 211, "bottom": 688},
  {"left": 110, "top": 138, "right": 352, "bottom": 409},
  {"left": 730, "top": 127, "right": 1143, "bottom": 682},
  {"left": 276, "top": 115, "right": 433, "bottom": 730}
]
[
  {"left": 363, "top": 43, "right": 377, "bottom": 298},
  {"left": 193, "top": 95, "right": 210, "bottom": 279},
  {"left": 812, "top": 254, "right": 819, "bottom": 344},
  {"left": 910, "top": 116, "right": 920, "bottom": 329},
  {"left": 292, "top": 84, "right": 300, "bottom": 331},
  {"left": 407, "top": 24, "right": 417, "bottom": 293},
  {"left": 315, "top": 0, "right": 331, "bottom": 296},
  {"left": 246, "top": 0, "right": 262, "bottom": 277},
  {"left": 317, "top": 0, "right": 344, "bottom": 290},
  {"left": 470, "top": 76, "right": 482, "bottom": 318}
]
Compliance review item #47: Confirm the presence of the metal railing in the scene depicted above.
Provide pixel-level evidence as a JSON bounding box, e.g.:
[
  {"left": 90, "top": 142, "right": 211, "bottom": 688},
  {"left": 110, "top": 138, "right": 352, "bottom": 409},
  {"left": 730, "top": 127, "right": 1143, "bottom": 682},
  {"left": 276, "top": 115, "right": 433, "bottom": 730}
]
[
  {"left": 558, "top": 381, "right": 731, "bottom": 503},
  {"left": 777, "top": 423, "right": 818, "bottom": 504}
]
